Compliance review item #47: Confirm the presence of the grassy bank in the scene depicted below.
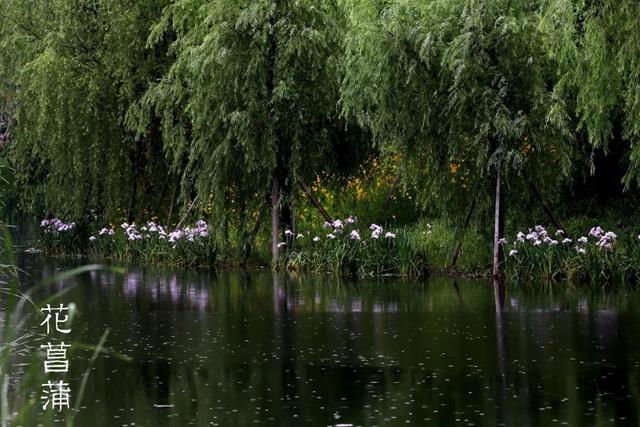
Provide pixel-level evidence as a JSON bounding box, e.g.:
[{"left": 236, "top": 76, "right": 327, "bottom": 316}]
[
  {"left": 37, "top": 216, "right": 491, "bottom": 277},
  {"left": 36, "top": 214, "right": 640, "bottom": 286}
]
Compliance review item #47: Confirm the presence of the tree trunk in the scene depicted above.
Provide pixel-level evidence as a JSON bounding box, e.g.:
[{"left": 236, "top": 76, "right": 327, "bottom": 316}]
[
  {"left": 167, "top": 179, "right": 178, "bottom": 227},
  {"left": 242, "top": 198, "right": 267, "bottom": 264},
  {"left": 266, "top": 1, "right": 286, "bottom": 265},
  {"left": 450, "top": 196, "right": 476, "bottom": 270},
  {"left": 153, "top": 171, "right": 171, "bottom": 216},
  {"left": 271, "top": 171, "right": 280, "bottom": 263},
  {"left": 380, "top": 169, "right": 402, "bottom": 215},
  {"left": 127, "top": 140, "right": 144, "bottom": 222},
  {"left": 298, "top": 178, "right": 332, "bottom": 222},
  {"left": 492, "top": 165, "right": 504, "bottom": 278},
  {"left": 128, "top": 174, "right": 138, "bottom": 223},
  {"left": 175, "top": 195, "right": 198, "bottom": 230},
  {"left": 279, "top": 173, "right": 292, "bottom": 240},
  {"left": 527, "top": 179, "right": 570, "bottom": 239}
]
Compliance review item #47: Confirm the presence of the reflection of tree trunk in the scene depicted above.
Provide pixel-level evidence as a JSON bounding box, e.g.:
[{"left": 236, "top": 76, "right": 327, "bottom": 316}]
[
  {"left": 450, "top": 196, "right": 476, "bottom": 270},
  {"left": 494, "top": 277, "right": 507, "bottom": 424},
  {"left": 452, "top": 279, "right": 463, "bottom": 306},
  {"left": 493, "top": 277, "right": 505, "bottom": 312},
  {"left": 273, "top": 273, "right": 298, "bottom": 401},
  {"left": 273, "top": 272, "right": 283, "bottom": 316},
  {"left": 492, "top": 166, "right": 504, "bottom": 278},
  {"left": 493, "top": 278, "right": 506, "bottom": 378}
]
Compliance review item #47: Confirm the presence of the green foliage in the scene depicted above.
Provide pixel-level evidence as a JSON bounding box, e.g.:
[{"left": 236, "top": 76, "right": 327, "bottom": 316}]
[
  {"left": 1, "top": 0, "right": 171, "bottom": 220},
  {"left": 294, "top": 156, "right": 419, "bottom": 232},
  {"left": 129, "top": 0, "right": 347, "bottom": 227},
  {"left": 578, "top": 2, "right": 640, "bottom": 187},
  {"left": 404, "top": 219, "right": 489, "bottom": 272},
  {"left": 2, "top": 0, "right": 640, "bottom": 275},
  {"left": 542, "top": 1, "right": 640, "bottom": 187},
  {"left": 341, "top": 0, "right": 575, "bottom": 216}
]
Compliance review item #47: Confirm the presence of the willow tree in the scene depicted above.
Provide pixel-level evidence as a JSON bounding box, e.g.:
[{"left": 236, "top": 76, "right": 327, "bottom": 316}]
[
  {"left": 131, "top": 0, "right": 344, "bottom": 262},
  {"left": 0, "top": 1, "right": 56, "bottom": 214},
  {"left": 341, "top": 0, "right": 573, "bottom": 276},
  {"left": 2, "top": 0, "right": 169, "bottom": 219},
  {"left": 561, "top": 0, "right": 640, "bottom": 188}
]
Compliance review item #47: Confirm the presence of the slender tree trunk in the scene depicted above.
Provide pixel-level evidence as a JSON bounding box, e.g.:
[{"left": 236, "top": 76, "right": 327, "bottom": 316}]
[
  {"left": 127, "top": 140, "right": 144, "bottom": 222},
  {"left": 238, "top": 197, "right": 247, "bottom": 239},
  {"left": 167, "top": 179, "right": 178, "bottom": 227},
  {"left": 452, "top": 280, "right": 463, "bottom": 306},
  {"left": 527, "top": 179, "right": 570, "bottom": 239},
  {"left": 153, "top": 171, "right": 171, "bottom": 216},
  {"left": 266, "top": 1, "right": 285, "bottom": 265},
  {"left": 492, "top": 165, "right": 504, "bottom": 278},
  {"left": 222, "top": 215, "right": 229, "bottom": 251},
  {"left": 128, "top": 175, "right": 138, "bottom": 223},
  {"left": 271, "top": 171, "right": 280, "bottom": 263},
  {"left": 380, "top": 169, "right": 402, "bottom": 215},
  {"left": 298, "top": 178, "right": 332, "bottom": 222},
  {"left": 242, "top": 198, "right": 267, "bottom": 264},
  {"left": 279, "top": 173, "right": 292, "bottom": 239},
  {"left": 237, "top": 197, "right": 247, "bottom": 261},
  {"left": 175, "top": 195, "right": 198, "bottom": 230},
  {"left": 450, "top": 196, "right": 476, "bottom": 270}
]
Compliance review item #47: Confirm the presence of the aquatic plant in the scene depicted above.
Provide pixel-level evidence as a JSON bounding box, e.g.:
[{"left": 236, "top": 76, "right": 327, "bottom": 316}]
[
  {"left": 37, "top": 215, "right": 492, "bottom": 277},
  {"left": 276, "top": 216, "right": 428, "bottom": 277},
  {"left": 39, "top": 218, "right": 82, "bottom": 257},
  {"left": 40, "top": 219, "right": 217, "bottom": 267},
  {"left": 505, "top": 224, "right": 640, "bottom": 285}
]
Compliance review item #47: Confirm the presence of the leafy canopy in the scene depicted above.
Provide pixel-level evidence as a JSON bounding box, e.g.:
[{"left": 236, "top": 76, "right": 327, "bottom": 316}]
[
  {"left": 341, "top": 0, "right": 574, "bottom": 212},
  {"left": 130, "top": 0, "right": 346, "bottom": 218}
]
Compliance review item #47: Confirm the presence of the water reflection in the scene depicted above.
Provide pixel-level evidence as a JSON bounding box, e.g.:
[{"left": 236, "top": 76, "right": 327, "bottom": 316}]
[
  {"left": 493, "top": 278, "right": 508, "bottom": 427},
  {"left": 12, "top": 255, "right": 640, "bottom": 426}
]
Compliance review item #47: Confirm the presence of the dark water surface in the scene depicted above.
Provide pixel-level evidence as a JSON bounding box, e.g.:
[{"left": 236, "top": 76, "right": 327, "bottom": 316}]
[{"left": 12, "top": 252, "right": 640, "bottom": 426}]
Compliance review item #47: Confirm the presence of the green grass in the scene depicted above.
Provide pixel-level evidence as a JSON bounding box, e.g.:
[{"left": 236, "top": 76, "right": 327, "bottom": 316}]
[{"left": 37, "top": 208, "right": 640, "bottom": 285}]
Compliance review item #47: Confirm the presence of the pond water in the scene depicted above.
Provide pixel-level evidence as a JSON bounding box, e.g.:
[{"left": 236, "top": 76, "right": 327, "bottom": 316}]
[{"left": 9, "top": 249, "right": 640, "bottom": 426}]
